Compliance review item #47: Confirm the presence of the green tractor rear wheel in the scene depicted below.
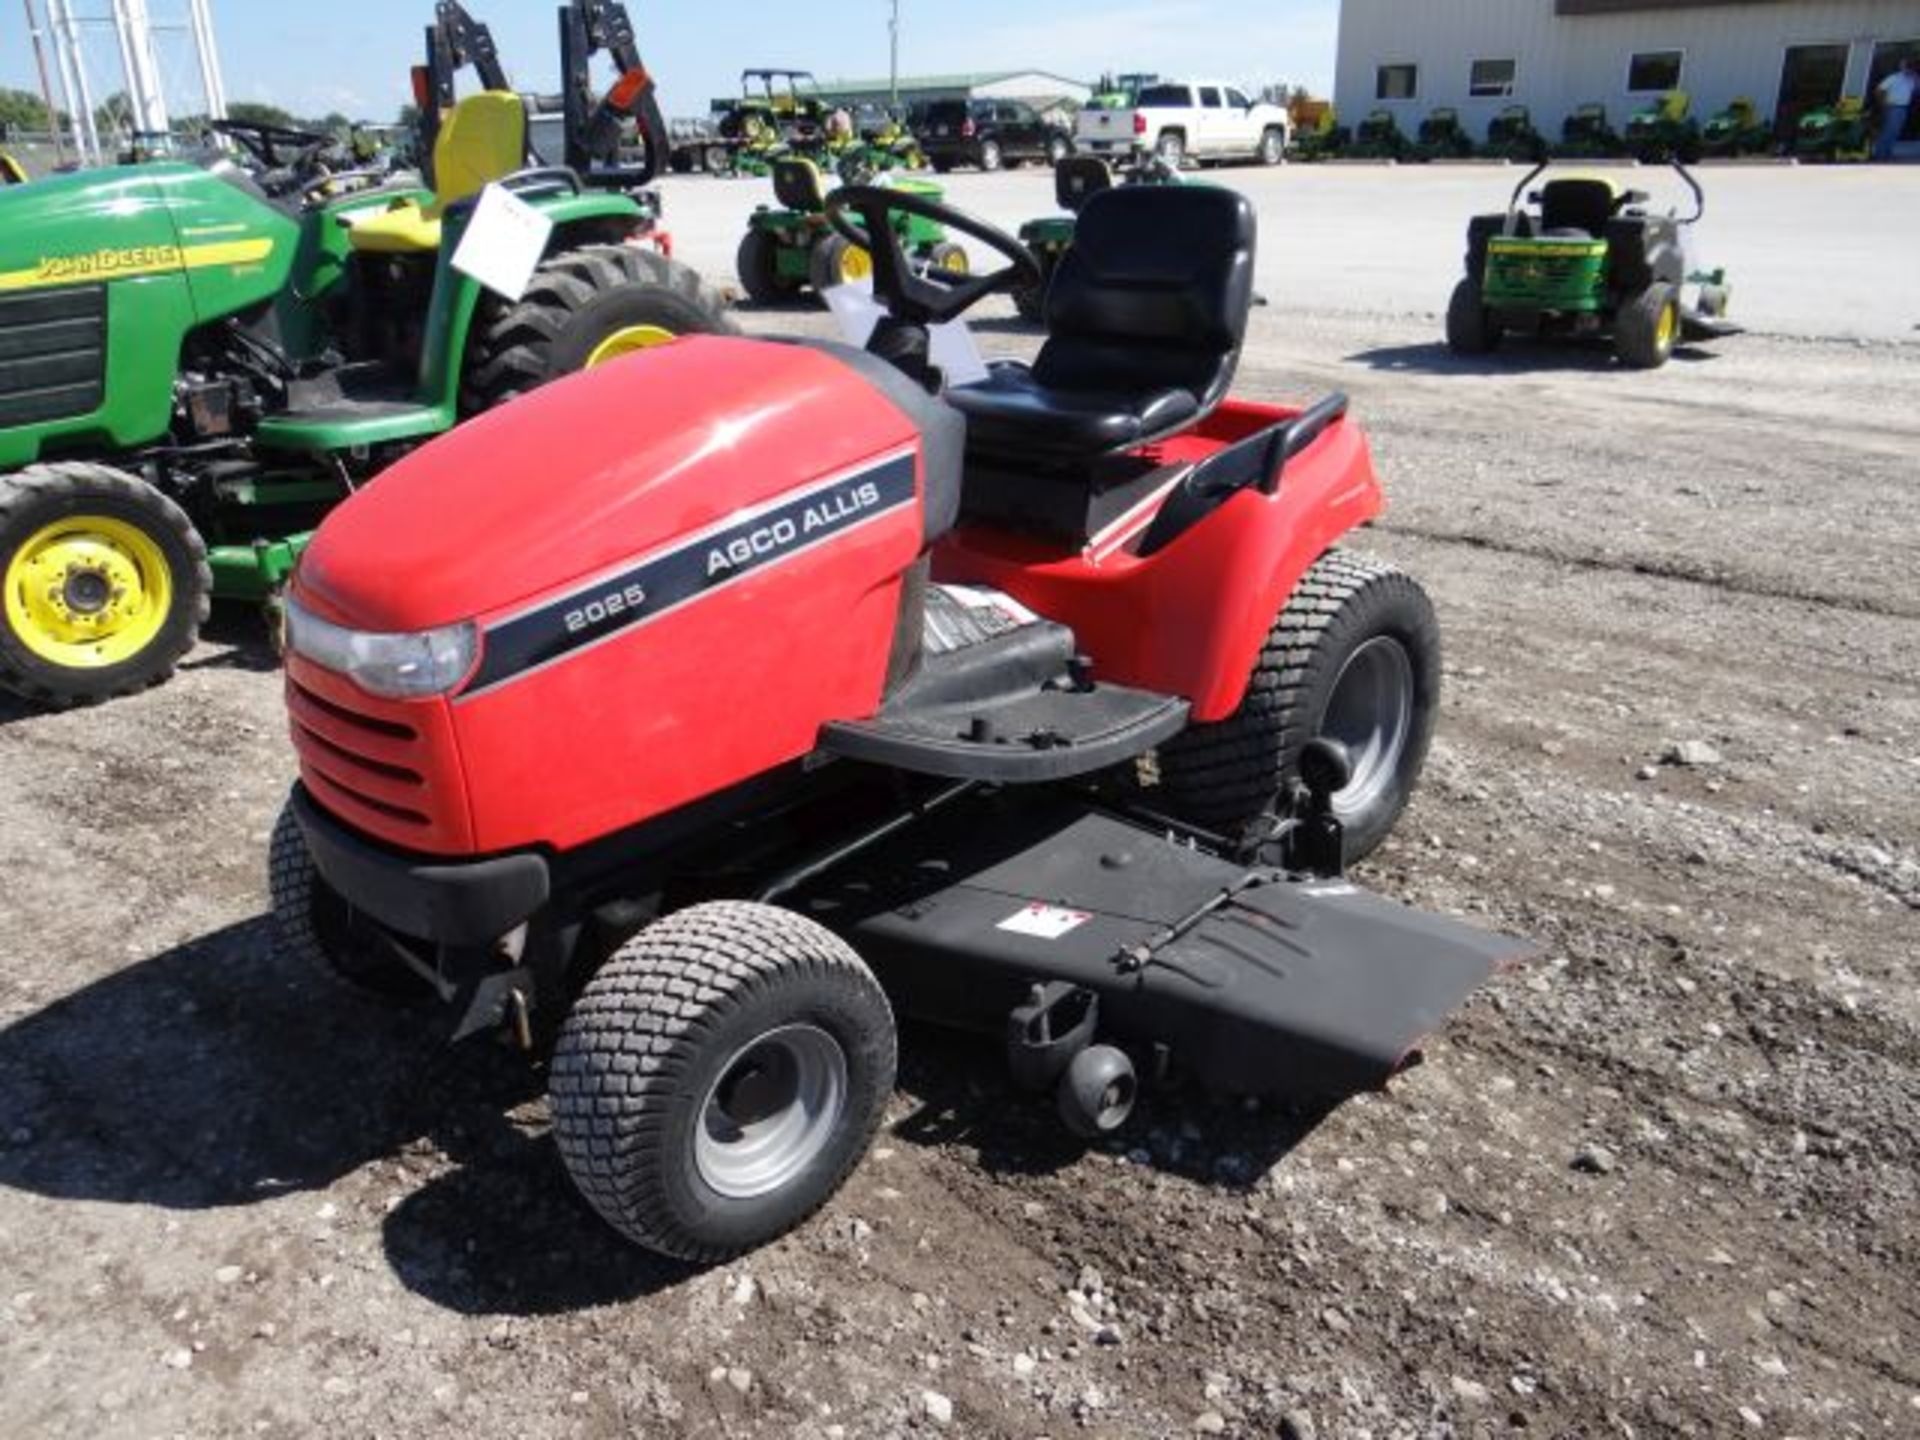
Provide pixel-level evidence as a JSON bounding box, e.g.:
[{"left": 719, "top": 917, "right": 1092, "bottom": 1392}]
[
  {"left": 0, "top": 463, "right": 210, "bottom": 707},
  {"left": 1615, "top": 283, "right": 1680, "bottom": 370},
  {"left": 1445, "top": 279, "right": 1501, "bottom": 355},
  {"left": 464, "top": 243, "right": 738, "bottom": 413}
]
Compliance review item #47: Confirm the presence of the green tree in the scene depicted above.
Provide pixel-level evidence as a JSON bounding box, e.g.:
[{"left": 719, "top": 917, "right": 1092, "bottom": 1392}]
[
  {"left": 0, "top": 87, "right": 55, "bottom": 134},
  {"left": 227, "top": 99, "right": 300, "bottom": 131}
]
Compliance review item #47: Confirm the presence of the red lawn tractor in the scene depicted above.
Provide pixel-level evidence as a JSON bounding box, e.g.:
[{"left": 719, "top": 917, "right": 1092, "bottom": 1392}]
[{"left": 272, "top": 183, "right": 1526, "bottom": 1260}]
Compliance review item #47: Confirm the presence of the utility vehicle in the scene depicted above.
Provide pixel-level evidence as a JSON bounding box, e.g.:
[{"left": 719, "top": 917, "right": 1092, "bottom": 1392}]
[
  {"left": 0, "top": 0, "right": 731, "bottom": 707},
  {"left": 272, "top": 179, "right": 1526, "bottom": 1261},
  {"left": 735, "top": 158, "right": 966, "bottom": 303},
  {"left": 1446, "top": 158, "right": 1736, "bottom": 369}
]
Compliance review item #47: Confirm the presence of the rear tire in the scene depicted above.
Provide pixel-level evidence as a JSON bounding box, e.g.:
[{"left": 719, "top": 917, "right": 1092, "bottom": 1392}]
[
  {"left": 1155, "top": 549, "right": 1441, "bottom": 864},
  {"left": 1156, "top": 130, "right": 1186, "bottom": 166},
  {"left": 463, "top": 243, "right": 737, "bottom": 413},
  {"left": 0, "top": 462, "right": 209, "bottom": 707},
  {"left": 1445, "top": 278, "right": 1500, "bottom": 355},
  {"left": 1615, "top": 282, "right": 1679, "bottom": 369},
  {"left": 550, "top": 901, "right": 896, "bottom": 1261},
  {"left": 735, "top": 228, "right": 791, "bottom": 305}
]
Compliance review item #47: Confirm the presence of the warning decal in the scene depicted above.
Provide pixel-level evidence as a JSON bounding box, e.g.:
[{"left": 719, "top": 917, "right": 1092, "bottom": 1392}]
[{"left": 996, "top": 903, "right": 1093, "bottom": 940}]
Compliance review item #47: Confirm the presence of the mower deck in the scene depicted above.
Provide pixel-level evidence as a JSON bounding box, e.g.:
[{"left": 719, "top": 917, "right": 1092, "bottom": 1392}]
[{"left": 801, "top": 790, "right": 1525, "bottom": 1099}]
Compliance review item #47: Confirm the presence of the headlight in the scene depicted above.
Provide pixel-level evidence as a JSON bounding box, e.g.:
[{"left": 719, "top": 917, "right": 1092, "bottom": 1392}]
[{"left": 285, "top": 597, "right": 478, "bottom": 699}]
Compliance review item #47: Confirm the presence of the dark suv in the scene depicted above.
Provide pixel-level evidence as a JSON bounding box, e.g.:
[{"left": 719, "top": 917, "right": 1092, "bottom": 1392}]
[{"left": 916, "top": 98, "right": 1071, "bottom": 171}]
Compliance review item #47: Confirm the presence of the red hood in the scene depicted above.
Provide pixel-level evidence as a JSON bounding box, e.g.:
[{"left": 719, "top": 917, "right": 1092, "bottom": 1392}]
[{"left": 294, "top": 335, "right": 920, "bottom": 631}]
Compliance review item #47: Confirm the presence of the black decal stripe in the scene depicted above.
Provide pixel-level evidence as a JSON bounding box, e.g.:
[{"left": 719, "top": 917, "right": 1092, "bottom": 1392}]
[{"left": 460, "top": 453, "right": 917, "bottom": 697}]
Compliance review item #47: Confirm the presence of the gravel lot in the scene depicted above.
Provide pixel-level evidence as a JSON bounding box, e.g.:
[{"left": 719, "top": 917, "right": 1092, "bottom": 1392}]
[{"left": 2, "top": 166, "right": 1917, "bottom": 1439}]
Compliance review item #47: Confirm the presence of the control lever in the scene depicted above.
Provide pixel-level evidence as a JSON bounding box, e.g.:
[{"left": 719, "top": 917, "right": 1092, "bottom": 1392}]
[{"left": 1290, "top": 736, "right": 1352, "bottom": 877}]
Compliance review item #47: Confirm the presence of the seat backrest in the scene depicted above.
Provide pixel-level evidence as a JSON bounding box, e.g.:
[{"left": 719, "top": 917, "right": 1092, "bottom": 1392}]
[
  {"left": 1055, "top": 155, "right": 1113, "bottom": 213},
  {"left": 1539, "top": 177, "right": 1616, "bottom": 236},
  {"left": 430, "top": 92, "right": 528, "bottom": 214},
  {"left": 1660, "top": 90, "right": 1690, "bottom": 122},
  {"left": 772, "top": 157, "right": 828, "bottom": 213},
  {"left": 1033, "top": 184, "right": 1255, "bottom": 411}
]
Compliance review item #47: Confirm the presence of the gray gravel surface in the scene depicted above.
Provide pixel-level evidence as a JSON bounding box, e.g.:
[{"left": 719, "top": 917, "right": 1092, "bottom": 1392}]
[{"left": 2, "top": 265, "right": 1918, "bottom": 1435}]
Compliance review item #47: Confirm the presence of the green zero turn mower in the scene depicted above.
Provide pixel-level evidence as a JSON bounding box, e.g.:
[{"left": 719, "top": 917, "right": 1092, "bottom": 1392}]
[
  {"left": 1413, "top": 108, "right": 1475, "bottom": 161},
  {"left": 1482, "top": 104, "right": 1547, "bottom": 161},
  {"left": 735, "top": 157, "right": 966, "bottom": 304},
  {"left": 1446, "top": 158, "right": 1738, "bottom": 370},
  {"left": 1624, "top": 90, "right": 1699, "bottom": 163},
  {"left": 1701, "top": 97, "right": 1774, "bottom": 158},
  {"left": 1288, "top": 102, "right": 1346, "bottom": 162},
  {"left": 1347, "top": 109, "right": 1410, "bottom": 161},
  {"left": 1555, "top": 103, "right": 1625, "bottom": 159},
  {"left": 1796, "top": 97, "right": 1871, "bottom": 162},
  {"left": 1014, "top": 152, "right": 1181, "bottom": 322},
  {"left": 0, "top": 0, "right": 732, "bottom": 708}
]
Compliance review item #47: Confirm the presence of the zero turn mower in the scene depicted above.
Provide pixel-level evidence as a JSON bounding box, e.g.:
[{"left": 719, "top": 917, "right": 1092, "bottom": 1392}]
[
  {"left": 0, "top": 0, "right": 732, "bottom": 708},
  {"left": 1412, "top": 108, "right": 1474, "bottom": 161},
  {"left": 1795, "top": 97, "right": 1871, "bottom": 162},
  {"left": 735, "top": 157, "right": 966, "bottom": 304},
  {"left": 1346, "top": 109, "right": 1409, "bottom": 161},
  {"left": 1446, "top": 157, "right": 1738, "bottom": 369},
  {"left": 1482, "top": 104, "right": 1546, "bottom": 162},
  {"left": 1624, "top": 90, "right": 1699, "bottom": 163},
  {"left": 272, "top": 178, "right": 1527, "bottom": 1262},
  {"left": 1555, "top": 103, "right": 1624, "bottom": 159},
  {"left": 1700, "top": 98, "right": 1773, "bottom": 159}
]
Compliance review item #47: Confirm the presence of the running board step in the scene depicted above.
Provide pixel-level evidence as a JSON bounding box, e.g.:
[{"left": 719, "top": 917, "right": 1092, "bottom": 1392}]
[{"left": 822, "top": 622, "right": 1188, "bottom": 782}]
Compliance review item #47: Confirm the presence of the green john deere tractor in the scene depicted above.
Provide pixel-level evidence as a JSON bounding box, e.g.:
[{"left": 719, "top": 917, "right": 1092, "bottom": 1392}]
[
  {"left": 1556, "top": 103, "right": 1625, "bottom": 159},
  {"left": 1483, "top": 104, "right": 1547, "bottom": 161},
  {"left": 1013, "top": 152, "right": 1181, "bottom": 321},
  {"left": 1796, "top": 97, "right": 1871, "bottom": 162},
  {"left": 1624, "top": 90, "right": 1699, "bottom": 163},
  {"left": 1412, "top": 108, "right": 1474, "bottom": 161},
  {"left": 735, "top": 156, "right": 966, "bottom": 304},
  {"left": 1446, "top": 159, "right": 1738, "bottom": 370},
  {"left": 0, "top": 1, "right": 732, "bottom": 708},
  {"left": 1701, "top": 97, "right": 1773, "bottom": 158}
]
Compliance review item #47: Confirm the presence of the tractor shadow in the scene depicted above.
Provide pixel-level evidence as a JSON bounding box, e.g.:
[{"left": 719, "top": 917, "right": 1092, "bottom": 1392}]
[
  {"left": 1348, "top": 338, "right": 1722, "bottom": 375},
  {"left": 0, "top": 917, "right": 689, "bottom": 1315},
  {"left": 889, "top": 1023, "right": 1338, "bottom": 1191},
  {"left": 177, "top": 606, "right": 281, "bottom": 675}
]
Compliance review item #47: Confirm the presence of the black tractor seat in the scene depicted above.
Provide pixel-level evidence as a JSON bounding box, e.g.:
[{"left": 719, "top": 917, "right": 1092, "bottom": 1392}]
[{"left": 947, "top": 184, "right": 1256, "bottom": 466}]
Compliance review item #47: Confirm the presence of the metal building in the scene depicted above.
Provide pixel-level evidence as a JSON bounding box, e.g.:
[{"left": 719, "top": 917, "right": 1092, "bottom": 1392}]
[
  {"left": 1333, "top": 0, "right": 1920, "bottom": 145},
  {"left": 815, "top": 71, "right": 1092, "bottom": 123}
]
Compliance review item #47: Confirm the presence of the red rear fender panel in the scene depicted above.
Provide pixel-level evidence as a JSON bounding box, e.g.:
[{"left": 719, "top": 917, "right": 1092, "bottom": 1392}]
[
  {"left": 935, "top": 401, "right": 1384, "bottom": 723},
  {"left": 290, "top": 336, "right": 930, "bottom": 855}
]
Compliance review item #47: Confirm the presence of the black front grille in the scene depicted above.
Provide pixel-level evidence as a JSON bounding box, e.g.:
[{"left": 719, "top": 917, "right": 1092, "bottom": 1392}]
[{"left": 0, "top": 285, "right": 107, "bottom": 426}]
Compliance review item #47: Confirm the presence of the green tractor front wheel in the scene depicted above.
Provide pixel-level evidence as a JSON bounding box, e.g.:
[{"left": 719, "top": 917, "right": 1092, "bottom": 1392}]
[
  {"left": 1616, "top": 283, "right": 1680, "bottom": 370},
  {"left": 0, "top": 463, "right": 211, "bottom": 707}
]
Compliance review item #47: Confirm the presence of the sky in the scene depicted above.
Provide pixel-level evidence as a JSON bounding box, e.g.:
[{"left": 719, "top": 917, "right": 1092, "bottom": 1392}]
[{"left": 3, "top": 0, "right": 1340, "bottom": 125}]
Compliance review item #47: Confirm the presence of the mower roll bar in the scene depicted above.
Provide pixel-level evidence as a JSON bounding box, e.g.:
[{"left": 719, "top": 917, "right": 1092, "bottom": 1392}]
[{"left": 1504, "top": 155, "right": 1705, "bottom": 233}]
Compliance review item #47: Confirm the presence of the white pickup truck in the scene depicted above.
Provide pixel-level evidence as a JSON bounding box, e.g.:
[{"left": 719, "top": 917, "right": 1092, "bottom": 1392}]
[{"left": 1075, "top": 81, "right": 1291, "bottom": 167}]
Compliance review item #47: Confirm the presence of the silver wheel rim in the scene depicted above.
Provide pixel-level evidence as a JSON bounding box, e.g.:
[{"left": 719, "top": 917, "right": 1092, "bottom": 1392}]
[
  {"left": 693, "top": 1024, "right": 847, "bottom": 1199},
  {"left": 1318, "top": 635, "right": 1415, "bottom": 821}
]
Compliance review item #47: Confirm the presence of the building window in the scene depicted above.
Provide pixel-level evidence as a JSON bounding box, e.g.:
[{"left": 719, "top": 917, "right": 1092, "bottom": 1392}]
[
  {"left": 1627, "top": 50, "right": 1684, "bottom": 93},
  {"left": 1469, "top": 58, "right": 1517, "bottom": 98},
  {"left": 1376, "top": 64, "right": 1418, "bottom": 101}
]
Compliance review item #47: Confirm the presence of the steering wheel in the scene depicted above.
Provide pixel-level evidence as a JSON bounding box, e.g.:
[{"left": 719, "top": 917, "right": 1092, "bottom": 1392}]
[
  {"left": 824, "top": 185, "right": 1041, "bottom": 327},
  {"left": 212, "top": 118, "right": 334, "bottom": 171}
]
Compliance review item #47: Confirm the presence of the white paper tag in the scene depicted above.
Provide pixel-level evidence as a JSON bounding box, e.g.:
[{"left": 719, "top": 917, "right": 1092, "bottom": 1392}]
[
  {"left": 450, "top": 183, "right": 555, "bottom": 302},
  {"left": 819, "top": 275, "right": 992, "bottom": 388},
  {"left": 996, "top": 903, "right": 1093, "bottom": 940}
]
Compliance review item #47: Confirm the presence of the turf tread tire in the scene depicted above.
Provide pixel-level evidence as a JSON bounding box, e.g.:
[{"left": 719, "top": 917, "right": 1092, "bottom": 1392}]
[
  {"left": 1445, "top": 278, "right": 1500, "bottom": 355},
  {"left": 463, "top": 243, "right": 736, "bottom": 414},
  {"left": 1615, "top": 283, "right": 1678, "bottom": 370},
  {"left": 550, "top": 901, "right": 896, "bottom": 1262},
  {"left": 268, "top": 797, "right": 429, "bottom": 1001},
  {"left": 0, "top": 462, "right": 209, "bottom": 707},
  {"left": 1155, "top": 548, "right": 1440, "bottom": 862}
]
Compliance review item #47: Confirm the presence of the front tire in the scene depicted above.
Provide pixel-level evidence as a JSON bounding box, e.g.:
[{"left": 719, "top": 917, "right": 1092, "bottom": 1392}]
[
  {"left": 1156, "top": 550, "right": 1441, "bottom": 863},
  {"left": 1046, "top": 134, "right": 1071, "bottom": 165},
  {"left": 1445, "top": 278, "right": 1500, "bottom": 355},
  {"left": 925, "top": 240, "right": 970, "bottom": 277},
  {"left": 550, "top": 902, "right": 897, "bottom": 1261},
  {"left": 1258, "top": 127, "right": 1287, "bottom": 165},
  {"left": 0, "top": 462, "right": 209, "bottom": 707},
  {"left": 1615, "top": 282, "right": 1680, "bottom": 369},
  {"left": 977, "top": 139, "right": 1003, "bottom": 171},
  {"left": 464, "top": 243, "right": 737, "bottom": 413},
  {"left": 268, "top": 798, "right": 431, "bottom": 1000}
]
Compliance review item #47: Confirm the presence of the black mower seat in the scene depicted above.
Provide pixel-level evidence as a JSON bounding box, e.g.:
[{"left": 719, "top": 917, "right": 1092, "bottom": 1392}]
[
  {"left": 948, "top": 184, "right": 1256, "bottom": 464},
  {"left": 1538, "top": 177, "right": 1618, "bottom": 238}
]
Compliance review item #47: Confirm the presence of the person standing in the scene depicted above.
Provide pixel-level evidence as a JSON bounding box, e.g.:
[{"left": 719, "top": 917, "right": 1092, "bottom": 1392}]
[{"left": 1875, "top": 57, "right": 1918, "bottom": 162}]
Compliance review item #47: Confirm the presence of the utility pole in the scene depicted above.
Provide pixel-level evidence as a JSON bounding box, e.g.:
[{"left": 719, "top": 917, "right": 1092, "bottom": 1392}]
[
  {"left": 888, "top": 0, "right": 899, "bottom": 109},
  {"left": 22, "top": 0, "right": 70, "bottom": 165}
]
